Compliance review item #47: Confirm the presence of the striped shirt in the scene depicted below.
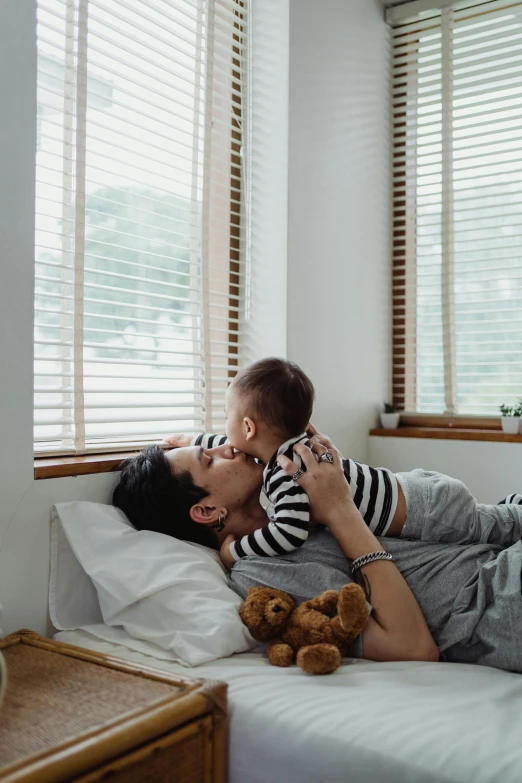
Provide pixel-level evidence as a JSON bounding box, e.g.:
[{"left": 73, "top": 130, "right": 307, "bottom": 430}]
[
  {"left": 192, "top": 433, "right": 399, "bottom": 561},
  {"left": 499, "top": 493, "right": 522, "bottom": 505}
]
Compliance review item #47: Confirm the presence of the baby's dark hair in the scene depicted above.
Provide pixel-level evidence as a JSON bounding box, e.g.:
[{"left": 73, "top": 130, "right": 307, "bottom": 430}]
[{"left": 232, "top": 357, "right": 314, "bottom": 439}]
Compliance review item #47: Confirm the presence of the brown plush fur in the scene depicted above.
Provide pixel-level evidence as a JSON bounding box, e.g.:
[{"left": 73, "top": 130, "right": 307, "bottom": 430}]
[{"left": 239, "top": 584, "right": 368, "bottom": 675}]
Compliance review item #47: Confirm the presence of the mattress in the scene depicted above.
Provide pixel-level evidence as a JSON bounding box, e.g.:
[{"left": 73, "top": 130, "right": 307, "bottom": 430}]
[{"left": 55, "top": 629, "right": 522, "bottom": 783}]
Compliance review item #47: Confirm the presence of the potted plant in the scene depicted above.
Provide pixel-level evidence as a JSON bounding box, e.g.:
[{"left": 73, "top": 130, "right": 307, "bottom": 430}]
[
  {"left": 380, "top": 402, "right": 400, "bottom": 429},
  {"left": 499, "top": 402, "right": 521, "bottom": 434}
]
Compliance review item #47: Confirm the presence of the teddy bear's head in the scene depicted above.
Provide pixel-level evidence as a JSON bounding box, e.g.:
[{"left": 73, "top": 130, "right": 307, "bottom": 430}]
[{"left": 239, "top": 586, "right": 295, "bottom": 642}]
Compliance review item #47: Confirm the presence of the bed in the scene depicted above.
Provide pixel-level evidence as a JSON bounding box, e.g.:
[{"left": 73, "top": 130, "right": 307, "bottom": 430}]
[
  {"left": 50, "top": 501, "right": 522, "bottom": 783},
  {"left": 55, "top": 628, "right": 522, "bottom": 783}
]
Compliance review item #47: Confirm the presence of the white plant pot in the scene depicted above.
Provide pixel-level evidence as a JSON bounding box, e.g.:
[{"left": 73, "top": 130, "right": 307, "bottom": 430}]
[
  {"left": 380, "top": 412, "right": 400, "bottom": 429},
  {"left": 501, "top": 416, "right": 520, "bottom": 434}
]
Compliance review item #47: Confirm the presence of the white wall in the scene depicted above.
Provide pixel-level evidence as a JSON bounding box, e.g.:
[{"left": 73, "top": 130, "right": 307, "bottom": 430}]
[
  {"left": 287, "top": 0, "right": 391, "bottom": 463},
  {"left": 0, "top": 1, "right": 117, "bottom": 637},
  {"left": 243, "top": 0, "right": 289, "bottom": 362},
  {"left": 1, "top": 474, "right": 118, "bottom": 637},
  {"left": 369, "top": 436, "right": 522, "bottom": 505}
]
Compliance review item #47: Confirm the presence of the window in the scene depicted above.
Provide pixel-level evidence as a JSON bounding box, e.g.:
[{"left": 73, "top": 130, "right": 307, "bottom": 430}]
[
  {"left": 390, "top": 0, "right": 522, "bottom": 417},
  {"left": 35, "top": 0, "right": 247, "bottom": 455}
]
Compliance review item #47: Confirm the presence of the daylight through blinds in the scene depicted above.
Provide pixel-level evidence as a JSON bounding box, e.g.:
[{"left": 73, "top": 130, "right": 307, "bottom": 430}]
[
  {"left": 35, "top": 0, "right": 247, "bottom": 453},
  {"left": 390, "top": 0, "right": 522, "bottom": 415}
]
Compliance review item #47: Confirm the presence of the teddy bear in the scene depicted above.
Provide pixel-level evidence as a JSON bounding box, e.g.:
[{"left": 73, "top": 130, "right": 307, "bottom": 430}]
[{"left": 239, "top": 583, "right": 368, "bottom": 675}]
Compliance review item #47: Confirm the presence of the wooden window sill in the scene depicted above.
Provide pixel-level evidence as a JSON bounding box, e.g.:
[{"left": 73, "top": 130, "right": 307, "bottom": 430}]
[
  {"left": 370, "top": 427, "right": 522, "bottom": 443},
  {"left": 34, "top": 452, "right": 139, "bottom": 480},
  {"left": 36, "top": 426, "right": 522, "bottom": 480}
]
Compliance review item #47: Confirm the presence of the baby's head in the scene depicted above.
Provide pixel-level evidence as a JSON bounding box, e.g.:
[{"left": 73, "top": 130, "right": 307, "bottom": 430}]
[{"left": 225, "top": 357, "right": 315, "bottom": 459}]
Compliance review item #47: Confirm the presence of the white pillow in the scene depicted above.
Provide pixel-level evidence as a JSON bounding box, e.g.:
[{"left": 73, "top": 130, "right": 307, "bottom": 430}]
[{"left": 50, "top": 501, "right": 256, "bottom": 666}]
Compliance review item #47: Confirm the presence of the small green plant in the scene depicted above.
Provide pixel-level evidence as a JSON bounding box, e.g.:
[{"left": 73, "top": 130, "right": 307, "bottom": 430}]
[
  {"left": 500, "top": 401, "right": 522, "bottom": 417},
  {"left": 383, "top": 402, "right": 397, "bottom": 414}
]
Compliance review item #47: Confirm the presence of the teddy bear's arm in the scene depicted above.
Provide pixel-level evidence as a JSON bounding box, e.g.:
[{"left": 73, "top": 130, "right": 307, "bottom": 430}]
[
  {"left": 304, "top": 590, "right": 340, "bottom": 615},
  {"left": 337, "top": 583, "right": 369, "bottom": 640}
]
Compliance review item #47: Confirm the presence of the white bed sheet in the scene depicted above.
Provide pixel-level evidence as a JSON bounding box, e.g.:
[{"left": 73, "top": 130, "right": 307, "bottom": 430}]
[{"left": 55, "top": 629, "right": 522, "bottom": 783}]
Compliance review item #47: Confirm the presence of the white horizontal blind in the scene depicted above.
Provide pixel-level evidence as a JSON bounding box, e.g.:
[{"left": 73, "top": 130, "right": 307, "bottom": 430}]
[
  {"left": 391, "top": 0, "right": 522, "bottom": 415},
  {"left": 35, "top": 0, "right": 247, "bottom": 454}
]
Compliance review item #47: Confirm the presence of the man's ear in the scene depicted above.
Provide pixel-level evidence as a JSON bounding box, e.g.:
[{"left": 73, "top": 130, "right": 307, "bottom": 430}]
[
  {"left": 243, "top": 416, "right": 256, "bottom": 442},
  {"left": 189, "top": 503, "right": 225, "bottom": 525}
]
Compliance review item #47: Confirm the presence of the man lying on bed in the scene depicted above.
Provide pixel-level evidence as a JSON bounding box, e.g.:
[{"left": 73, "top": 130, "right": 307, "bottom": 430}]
[{"left": 113, "top": 430, "right": 522, "bottom": 674}]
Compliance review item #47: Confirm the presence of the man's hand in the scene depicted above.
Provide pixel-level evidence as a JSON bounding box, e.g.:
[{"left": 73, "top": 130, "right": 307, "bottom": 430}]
[
  {"left": 162, "top": 434, "right": 192, "bottom": 448},
  {"left": 277, "top": 439, "right": 354, "bottom": 531},
  {"left": 219, "top": 534, "right": 237, "bottom": 570}
]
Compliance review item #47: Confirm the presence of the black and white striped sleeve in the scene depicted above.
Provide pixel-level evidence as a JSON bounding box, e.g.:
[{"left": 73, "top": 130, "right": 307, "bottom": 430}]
[
  {"left": 498, "top": 493, "right": 522, "bottom": 505},
  {"left": 191, "top": 433, "right": 229, "bottom": 448},
  {"left": 230, "top": 436, "right": 311, "bottom": 561}
]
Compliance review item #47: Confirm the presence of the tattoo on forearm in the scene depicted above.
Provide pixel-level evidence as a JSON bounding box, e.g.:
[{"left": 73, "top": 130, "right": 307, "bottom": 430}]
[{"left": 355, "top": 571, "right": 372, "bottom": 602}]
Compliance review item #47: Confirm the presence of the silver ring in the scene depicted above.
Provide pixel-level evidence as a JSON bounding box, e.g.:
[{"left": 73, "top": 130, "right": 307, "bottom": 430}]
[
  {"left": 292, "top": 468, "right": 304, "bottom": 482},
  {"left": 319, "top": 449, "right": 334, "bottom": 464}
]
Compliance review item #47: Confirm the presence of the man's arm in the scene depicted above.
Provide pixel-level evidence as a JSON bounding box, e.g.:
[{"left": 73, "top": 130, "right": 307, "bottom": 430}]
[
  {"left": 278, "top": 440, "right": 439, "bottom": 663},
  {"left": 326, "top": 511, "right": 438, "bottom": 662}
]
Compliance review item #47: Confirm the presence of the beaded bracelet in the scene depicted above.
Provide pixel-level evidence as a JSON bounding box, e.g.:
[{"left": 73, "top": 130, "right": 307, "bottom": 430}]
[{"left": 349, "top": 551, "right": 394, "bottom": 576}]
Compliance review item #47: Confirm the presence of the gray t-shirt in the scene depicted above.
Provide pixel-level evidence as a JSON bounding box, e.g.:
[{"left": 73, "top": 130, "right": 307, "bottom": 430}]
[{"left": 228, "top": 526, "right": 501, "bottom": 659}]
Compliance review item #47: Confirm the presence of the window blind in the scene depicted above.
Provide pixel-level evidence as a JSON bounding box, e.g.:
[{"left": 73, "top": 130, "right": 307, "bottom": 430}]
[
  {"left": 35, "top": 0, "right": 247, "bottom": 454},
  {"left": 390, "top": 0, "right": 522, "bottom": 416}
]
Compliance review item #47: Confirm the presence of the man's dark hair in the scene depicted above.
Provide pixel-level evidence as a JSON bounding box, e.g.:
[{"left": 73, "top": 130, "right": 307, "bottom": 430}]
[
  {"left": 112, "top": 444, "right": 218, "bottom": 550},
  {"left": 233, "top": 357, "right": 315, "bottom": 439}
]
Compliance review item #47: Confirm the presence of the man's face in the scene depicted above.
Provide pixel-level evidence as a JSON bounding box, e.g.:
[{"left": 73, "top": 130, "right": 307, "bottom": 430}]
[{"left": 165, "top": 443, "right": 263, "bottom": 512}]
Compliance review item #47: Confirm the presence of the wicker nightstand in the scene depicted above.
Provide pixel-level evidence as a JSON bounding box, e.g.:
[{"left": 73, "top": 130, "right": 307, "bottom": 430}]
[{"left": 0, "top": 630, "right": 227, "bottom": 783}]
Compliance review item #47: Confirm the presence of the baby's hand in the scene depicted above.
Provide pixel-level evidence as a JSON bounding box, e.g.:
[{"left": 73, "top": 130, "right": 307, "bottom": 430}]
[
  {"left": 306, "top": 422, "right": 342, "bottom": 459},
  {"left": 306, "top": 422, "right": 334, "bottom": 450},
  {"left": 219, "top": 534, "right": 237, "bottom": 570},
  {"left": 162, "top": 434, "right": 192, "bottom": 448}
]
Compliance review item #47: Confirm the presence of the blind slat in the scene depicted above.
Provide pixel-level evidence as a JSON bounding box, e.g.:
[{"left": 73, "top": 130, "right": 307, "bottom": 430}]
[
  {"left": 35, "top": 0, "right": 247, "bottom": 451},
  {"left": 36, "top": 146, "right": 244, "bottom": 208},
  {"left": 36, "top": 387, "right": 205, "bottom": 394}
]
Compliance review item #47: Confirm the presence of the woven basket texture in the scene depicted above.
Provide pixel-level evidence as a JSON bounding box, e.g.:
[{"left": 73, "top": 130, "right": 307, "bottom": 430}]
[
  {"left": 0, "top": 644, "right": 183, "bottom": 768},
  {"left": 74, "top": 721, "right": 211, "bottom": 783}
]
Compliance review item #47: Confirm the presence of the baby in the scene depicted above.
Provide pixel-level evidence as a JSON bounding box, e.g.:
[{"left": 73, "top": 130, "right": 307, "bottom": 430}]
[
  {"left": 199, "top": 357, "right": 402, "bottom": 568},
  {"left": 187, "top": 357, "right": 522, "bottom": 570}
]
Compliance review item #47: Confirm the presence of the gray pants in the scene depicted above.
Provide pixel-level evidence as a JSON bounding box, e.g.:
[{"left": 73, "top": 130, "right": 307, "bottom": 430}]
[{"left": 397, "top": 470, "right": 522, "bottom": 672}]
